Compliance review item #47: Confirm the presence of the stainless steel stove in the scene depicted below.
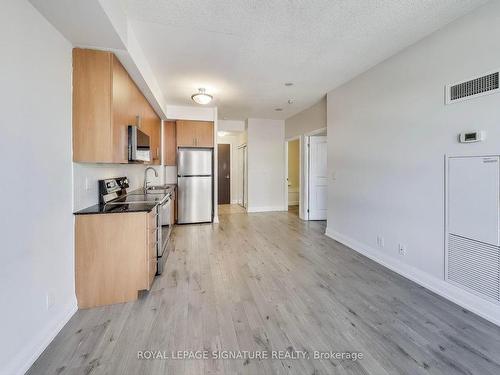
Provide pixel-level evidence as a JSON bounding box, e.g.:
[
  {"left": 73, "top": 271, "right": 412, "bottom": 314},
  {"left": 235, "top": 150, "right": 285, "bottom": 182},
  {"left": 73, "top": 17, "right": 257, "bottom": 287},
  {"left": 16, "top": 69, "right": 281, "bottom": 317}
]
[{"left": 98, "top": 177, "right": 173, "bottom": 274}]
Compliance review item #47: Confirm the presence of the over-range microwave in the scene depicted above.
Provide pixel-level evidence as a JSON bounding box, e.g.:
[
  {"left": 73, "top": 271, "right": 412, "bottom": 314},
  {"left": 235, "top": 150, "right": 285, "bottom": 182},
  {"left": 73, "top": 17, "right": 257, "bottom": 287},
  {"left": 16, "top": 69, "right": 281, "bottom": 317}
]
[{"left": 128, "top": 125, "right": 151, "bottom": 162}]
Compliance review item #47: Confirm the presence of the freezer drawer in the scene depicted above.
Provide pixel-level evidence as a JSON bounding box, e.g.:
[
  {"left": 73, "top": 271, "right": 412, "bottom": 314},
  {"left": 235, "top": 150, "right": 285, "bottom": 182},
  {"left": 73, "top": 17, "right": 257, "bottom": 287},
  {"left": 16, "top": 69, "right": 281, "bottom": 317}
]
[
  {"left": 178, "top": 176, "right": 212, "bottom": 223},
  {"left": 178, "top": 148, "right": 212, "bottom": 176}
]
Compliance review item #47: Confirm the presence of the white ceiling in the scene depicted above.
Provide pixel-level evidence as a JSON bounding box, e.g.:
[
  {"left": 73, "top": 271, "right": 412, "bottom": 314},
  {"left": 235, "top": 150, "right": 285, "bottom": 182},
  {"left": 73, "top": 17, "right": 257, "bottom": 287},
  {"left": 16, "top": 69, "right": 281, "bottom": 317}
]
[{"left": 127, "top": 1, "right": 488, "bottom": 119}]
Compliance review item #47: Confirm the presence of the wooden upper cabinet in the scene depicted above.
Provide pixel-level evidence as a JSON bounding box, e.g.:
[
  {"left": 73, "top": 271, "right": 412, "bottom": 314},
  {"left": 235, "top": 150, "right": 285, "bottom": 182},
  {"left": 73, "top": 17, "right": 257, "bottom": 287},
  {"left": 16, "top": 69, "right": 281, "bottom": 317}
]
[
  {"left": 72, "top": 48, "right": 161, "bottom": 164},
  {"left": 146, "top": 107, "right": 161, "bottom": 165},
  {"left": 111, "top": 55, "right": 135, "bottom": 163},
  {"left": 176, "top": 120, "right": 214, "bottom": 148},
  {"left": 139, "top": 101, "right": 161, "bottom": 165},
  {"left": 176, "top": 120, "right": 196, "bottom": 147},
  {"left": 195, "top": 121, "right": 214, "bottom": 147},
  {"left": 72, "top": 49, "right": 113, "bottom": 162},
  {"left": 163, "top": 121, "right": 177, "bottom": 165}
]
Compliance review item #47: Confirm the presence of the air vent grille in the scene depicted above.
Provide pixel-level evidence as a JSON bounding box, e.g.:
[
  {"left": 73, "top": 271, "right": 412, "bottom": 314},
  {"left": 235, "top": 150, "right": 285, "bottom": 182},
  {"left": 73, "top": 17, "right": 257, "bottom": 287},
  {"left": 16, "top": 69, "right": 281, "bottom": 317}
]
[
  {"left": 447, "top": 71, "right": 499, "bottom": 104},
  {"left": 447, "top": 234, "right": 500, "bottom": 303}
]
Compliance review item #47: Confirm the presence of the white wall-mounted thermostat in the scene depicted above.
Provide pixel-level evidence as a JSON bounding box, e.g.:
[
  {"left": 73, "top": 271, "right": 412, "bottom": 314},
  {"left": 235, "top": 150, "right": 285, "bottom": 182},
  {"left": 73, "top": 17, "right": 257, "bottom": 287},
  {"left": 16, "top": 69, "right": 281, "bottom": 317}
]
[{"left": 458, "top": 130, "right": 485, "bottom": 143}]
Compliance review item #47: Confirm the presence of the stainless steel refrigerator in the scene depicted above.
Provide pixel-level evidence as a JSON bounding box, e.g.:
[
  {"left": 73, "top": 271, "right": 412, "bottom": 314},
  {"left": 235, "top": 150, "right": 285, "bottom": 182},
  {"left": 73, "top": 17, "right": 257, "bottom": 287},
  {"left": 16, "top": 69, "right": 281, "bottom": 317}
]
[{"left": 177, "top": 148, "right": 213, "bottom": 223}]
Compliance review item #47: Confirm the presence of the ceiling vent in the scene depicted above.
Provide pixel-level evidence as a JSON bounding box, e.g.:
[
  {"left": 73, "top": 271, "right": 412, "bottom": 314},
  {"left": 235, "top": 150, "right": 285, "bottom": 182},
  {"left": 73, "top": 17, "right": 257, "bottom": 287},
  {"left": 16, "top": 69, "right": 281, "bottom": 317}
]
[{"left": 446, "top": 70, "right": 499, "bottom": 104}]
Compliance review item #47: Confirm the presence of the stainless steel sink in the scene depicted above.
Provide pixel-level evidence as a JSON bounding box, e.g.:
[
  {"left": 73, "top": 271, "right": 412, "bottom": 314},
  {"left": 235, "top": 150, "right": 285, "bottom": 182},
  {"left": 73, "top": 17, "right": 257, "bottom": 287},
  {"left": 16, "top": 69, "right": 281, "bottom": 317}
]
[{"left": 147, "top": 185, "right": 168, "bottom": 190}]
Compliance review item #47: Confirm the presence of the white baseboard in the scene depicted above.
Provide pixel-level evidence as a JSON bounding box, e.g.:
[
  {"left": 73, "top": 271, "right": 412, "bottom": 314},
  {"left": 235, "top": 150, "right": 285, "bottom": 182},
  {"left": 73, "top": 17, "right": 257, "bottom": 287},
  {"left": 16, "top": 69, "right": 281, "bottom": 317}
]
[
  {"left": 247, "top": 206, "right": 286, "bottom": 213},
  {"left": 4, "top": 299, "right": 77, "bottom": 375},
  {"left": 287, "top": 201, "right": 299, "bottom": 206},
  {"left": 325, "top": 227, "right": 500, "bottom": 327}
]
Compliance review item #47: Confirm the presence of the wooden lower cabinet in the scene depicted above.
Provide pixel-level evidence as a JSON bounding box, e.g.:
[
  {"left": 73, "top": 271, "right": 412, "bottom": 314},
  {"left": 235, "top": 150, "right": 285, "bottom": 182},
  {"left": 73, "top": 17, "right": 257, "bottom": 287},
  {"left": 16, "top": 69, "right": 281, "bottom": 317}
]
[{"left": 75, "top": 210, "right": 157, "bottom": 308}]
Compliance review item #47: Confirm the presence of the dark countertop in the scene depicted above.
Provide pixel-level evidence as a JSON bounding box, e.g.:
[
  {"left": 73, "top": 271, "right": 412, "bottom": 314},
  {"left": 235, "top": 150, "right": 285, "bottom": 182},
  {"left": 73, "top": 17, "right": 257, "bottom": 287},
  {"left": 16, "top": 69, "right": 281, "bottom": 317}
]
[
  {"left": 74, "top": 184, "right": 176, "bottom": 215},
  {"left": 74, "top": 202, "right": 158, "bottom": 215}
]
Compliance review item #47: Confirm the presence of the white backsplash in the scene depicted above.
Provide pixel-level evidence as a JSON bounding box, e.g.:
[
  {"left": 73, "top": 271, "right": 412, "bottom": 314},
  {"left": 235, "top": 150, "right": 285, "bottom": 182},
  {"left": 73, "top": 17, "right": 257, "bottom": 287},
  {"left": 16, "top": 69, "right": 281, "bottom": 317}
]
[
  {"left": 165, "top": 166, "right": 177, "bottom": 184},
  {"left": 73, "top": 163, "right": 164, "bottom": 211}
]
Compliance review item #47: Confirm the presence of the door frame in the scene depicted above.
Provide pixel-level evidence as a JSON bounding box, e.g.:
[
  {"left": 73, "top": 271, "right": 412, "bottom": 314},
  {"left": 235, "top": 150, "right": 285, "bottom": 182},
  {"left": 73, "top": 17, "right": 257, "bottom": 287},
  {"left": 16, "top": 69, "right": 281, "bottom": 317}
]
[
  {"left": 285, "top": 127, "right": 327, "bottom": 221},
  {"left": 217, "top": 142, "right": 231, "bottom": 204},
  {"left": 307, "top": 133, "right": 328, "bottom": 221},
  {"left": 284, "top": 136, "right": 302, "bottom": 216},
  {"left": 237, "top": 143, "right": 248, "bottom": 209}
]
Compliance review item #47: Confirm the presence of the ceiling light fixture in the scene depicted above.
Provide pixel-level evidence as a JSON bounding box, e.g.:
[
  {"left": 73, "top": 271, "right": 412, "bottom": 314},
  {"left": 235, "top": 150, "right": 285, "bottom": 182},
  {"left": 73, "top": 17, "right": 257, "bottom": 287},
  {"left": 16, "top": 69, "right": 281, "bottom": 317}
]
[{"left": 191, "top": 88, "right": 213, "bottom": 105}]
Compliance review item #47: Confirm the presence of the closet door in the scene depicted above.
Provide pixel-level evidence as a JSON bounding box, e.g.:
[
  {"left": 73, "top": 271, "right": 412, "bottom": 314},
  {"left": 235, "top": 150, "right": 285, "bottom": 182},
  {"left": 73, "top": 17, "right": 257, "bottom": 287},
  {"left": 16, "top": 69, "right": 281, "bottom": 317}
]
[{"left": 448, "top": 156, "right": 499, "bottom": 245}]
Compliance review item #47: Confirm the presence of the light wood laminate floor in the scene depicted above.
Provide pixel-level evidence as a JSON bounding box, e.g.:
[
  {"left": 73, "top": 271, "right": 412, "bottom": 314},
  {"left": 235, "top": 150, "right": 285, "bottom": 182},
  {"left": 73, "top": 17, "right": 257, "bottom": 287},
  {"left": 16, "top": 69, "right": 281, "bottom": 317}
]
[
  {"left": 218, "top": 204, "right": 247, "bottom": 215},
  {"left": 28, "top": 211, "right": 500, "bottom": 374}
]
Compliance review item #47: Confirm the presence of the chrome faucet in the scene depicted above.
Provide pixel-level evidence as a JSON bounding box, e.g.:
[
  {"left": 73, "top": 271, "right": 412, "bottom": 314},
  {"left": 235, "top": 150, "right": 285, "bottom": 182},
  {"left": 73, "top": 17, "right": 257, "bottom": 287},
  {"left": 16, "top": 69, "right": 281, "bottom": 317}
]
[{"left": 143, "top": 167, "right": 158, "bottom": 191}]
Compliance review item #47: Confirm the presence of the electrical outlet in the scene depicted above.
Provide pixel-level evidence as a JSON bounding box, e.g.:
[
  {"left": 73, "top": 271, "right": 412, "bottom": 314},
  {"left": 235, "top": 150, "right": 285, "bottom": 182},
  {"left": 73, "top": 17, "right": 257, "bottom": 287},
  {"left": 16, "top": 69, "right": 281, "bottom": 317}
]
[
  {"left": 398, "top": 244, "right": 407, "bottom": 256},
  {"left": 46, "top": 291, "right": 55, "bottom": 310},
  {"left": 376, "top": 235, "right": 385, "bottom": 248}
]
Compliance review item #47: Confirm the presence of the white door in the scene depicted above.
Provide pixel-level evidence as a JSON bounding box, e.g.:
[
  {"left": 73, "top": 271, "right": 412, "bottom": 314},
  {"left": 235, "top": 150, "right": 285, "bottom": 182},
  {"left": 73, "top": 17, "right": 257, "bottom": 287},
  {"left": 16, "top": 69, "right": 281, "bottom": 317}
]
[
  {"left": 448, "top": 156, "right": 500, "bottom": 246},
  {"left": 308, "top": 136, "right": 327, "bottom": 220}
]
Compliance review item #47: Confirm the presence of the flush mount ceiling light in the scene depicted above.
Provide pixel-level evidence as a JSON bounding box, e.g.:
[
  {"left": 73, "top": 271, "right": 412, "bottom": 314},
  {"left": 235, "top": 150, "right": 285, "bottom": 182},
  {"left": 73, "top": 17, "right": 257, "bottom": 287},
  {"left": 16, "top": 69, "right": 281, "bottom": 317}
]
[{"left": 191, "top": 88, "right": 213, "bottom": 105}]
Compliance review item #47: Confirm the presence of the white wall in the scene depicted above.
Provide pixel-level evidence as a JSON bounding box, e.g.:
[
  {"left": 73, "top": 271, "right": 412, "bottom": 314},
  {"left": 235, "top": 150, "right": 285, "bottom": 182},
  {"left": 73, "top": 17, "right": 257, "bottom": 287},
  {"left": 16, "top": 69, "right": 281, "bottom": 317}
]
[
  {"left": 166, "top": 105, "right": 216, "bottom": 122},
  {"left": 0, "top": 2, "right": 76, "bottom": 374},
  {"left": 285, "top": 97, "right": 326, "bottom": 139},
  {"left": 247, "top": 119, "right": 285, "bottom": 212},
  {"left": 73, "top": 163, "right": 163, "bottom": 210},
  {"left": 218, "top": 119, "right": 245, "bottom": 132},
  {"left": 326, "top": 0, "right": 500, "bottom": 325}
]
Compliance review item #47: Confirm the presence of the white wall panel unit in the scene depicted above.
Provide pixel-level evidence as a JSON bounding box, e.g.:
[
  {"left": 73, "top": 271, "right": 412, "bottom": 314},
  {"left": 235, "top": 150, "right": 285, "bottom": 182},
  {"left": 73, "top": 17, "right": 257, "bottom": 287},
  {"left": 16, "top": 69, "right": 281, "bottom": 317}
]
[
  {"left": 448, "top": 156, "right": 499, "bottom": 246},
  {"left": 447, "top": 234, "right": 500, "bottom": 303}
]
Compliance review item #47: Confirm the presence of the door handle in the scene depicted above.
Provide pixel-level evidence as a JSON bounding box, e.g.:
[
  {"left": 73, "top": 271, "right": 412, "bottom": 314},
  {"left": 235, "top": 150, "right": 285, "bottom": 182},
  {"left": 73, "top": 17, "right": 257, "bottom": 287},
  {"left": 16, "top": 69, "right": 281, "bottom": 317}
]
[{"left": 226, "top": 175, "right": 230, "bottom": 179}]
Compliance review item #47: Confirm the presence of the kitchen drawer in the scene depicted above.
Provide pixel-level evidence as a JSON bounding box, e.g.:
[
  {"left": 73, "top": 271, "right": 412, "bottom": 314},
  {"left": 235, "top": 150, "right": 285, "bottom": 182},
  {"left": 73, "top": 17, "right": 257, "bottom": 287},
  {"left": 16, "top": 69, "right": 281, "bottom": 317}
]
[
  {"left": 148, "top": 211, "right": 158, "bottom": 230},
  {"left": 148, "top": 256, "right": 157, "bottom": 286},
  {"left": 148, "top": 225, "right": 157, "bottom": 238}
]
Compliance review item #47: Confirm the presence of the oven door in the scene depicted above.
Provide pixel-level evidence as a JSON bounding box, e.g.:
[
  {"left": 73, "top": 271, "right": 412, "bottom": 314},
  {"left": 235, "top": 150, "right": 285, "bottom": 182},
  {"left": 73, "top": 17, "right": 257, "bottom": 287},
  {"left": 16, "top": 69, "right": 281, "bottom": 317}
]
[{"left": 157, "top": 196, "right": 172, "bottom": 274}]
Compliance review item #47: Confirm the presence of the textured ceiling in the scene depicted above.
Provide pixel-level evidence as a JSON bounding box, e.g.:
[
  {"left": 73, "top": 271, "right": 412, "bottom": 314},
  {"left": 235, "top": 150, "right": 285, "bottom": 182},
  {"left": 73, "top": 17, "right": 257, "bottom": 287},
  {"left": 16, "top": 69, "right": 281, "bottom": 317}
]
[{"left": 124, "top": 0, "right": 488, "bottom": 119}]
